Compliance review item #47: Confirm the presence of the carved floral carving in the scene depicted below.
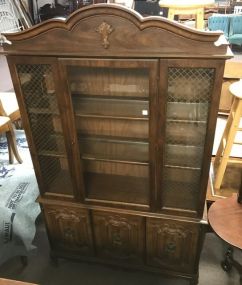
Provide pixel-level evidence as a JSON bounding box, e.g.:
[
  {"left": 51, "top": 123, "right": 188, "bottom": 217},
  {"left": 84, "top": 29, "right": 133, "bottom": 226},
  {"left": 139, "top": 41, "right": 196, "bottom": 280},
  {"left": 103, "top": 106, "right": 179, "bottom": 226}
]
[{"left": 96, "top": 21, "right": 113, "bottom": 49}]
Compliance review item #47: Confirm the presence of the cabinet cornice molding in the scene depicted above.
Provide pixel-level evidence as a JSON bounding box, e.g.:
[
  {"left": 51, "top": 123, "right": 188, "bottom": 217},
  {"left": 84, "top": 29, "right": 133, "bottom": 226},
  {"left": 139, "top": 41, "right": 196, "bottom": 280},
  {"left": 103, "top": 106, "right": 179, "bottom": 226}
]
[{"left": 2, "top": 4, "right": 231, "bottom": 58}]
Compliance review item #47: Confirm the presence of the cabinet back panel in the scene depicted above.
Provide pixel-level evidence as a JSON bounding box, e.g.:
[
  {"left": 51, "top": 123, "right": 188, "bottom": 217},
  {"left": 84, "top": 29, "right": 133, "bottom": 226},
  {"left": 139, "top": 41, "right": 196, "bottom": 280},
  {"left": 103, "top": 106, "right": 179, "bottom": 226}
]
[
  {"left": 79, "top": 137, "right": 149, "bottom": 163},
  {"left": 85, "top": 172, "right": 149, "bottom": 205},
  {"left": 75, "top": 117, "right": 149, "bottom": 139},
  {"left": 72, "top": 97, "right": 149, "bottom": 118},
  {"left": 83, "top": 160, "right": 149, "bottom": 177},
  {"left": 67, "top": 66, "right": 149, "bottom": 98}
]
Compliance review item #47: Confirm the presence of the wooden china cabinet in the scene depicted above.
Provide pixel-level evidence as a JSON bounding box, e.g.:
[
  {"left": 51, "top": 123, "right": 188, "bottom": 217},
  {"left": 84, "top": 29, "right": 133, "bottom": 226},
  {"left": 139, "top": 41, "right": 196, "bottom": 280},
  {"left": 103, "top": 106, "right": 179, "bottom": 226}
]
[{"left": 2, "top": 4, "right": 231, "bottom": 284}]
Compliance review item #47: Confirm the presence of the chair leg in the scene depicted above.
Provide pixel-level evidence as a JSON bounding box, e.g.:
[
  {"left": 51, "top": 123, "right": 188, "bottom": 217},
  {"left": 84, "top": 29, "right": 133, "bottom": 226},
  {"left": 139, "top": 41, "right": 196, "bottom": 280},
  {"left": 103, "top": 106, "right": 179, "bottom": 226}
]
[
  {"left": 5, "top": 125, "right": 23, "bottom": 164},
  {"left": 214, "top": 98, "right": 242, "bottom": 189},
  {"left": 6, "top": 132, "right": 14, "bottom": 164}
]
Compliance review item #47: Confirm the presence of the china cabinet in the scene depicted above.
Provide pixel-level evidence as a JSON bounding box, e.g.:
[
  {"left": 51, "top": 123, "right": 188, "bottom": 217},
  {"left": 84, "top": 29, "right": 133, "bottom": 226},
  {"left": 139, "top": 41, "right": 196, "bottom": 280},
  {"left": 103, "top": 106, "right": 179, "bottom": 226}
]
[{"left": 2, "top": 4, "right": 231, "bottom": 284}]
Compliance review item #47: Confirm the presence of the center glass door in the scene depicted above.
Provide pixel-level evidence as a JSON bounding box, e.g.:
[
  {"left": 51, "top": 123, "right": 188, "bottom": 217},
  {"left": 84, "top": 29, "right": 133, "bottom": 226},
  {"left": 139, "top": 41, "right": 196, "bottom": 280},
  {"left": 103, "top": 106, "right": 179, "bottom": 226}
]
[{"left": 59, "top": 59, "right": 158, "bottom": 209}]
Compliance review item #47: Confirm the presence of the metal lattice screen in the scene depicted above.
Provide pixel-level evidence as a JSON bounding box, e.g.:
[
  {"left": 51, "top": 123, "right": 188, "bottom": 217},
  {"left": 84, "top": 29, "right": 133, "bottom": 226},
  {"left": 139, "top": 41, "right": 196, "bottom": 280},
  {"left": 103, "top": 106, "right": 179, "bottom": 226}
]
[
  {"left": 16, "top": 64, "right": 73, "bottom": 195},
  {"left": 162, "top": 67, "right": 215, "bottom": 211}
]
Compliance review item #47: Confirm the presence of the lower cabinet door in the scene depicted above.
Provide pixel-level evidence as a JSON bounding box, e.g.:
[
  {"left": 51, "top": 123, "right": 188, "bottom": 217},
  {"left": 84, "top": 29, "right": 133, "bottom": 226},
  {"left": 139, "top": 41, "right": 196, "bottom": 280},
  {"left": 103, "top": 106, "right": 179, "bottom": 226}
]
[
  {"left": 43, "top": 204, "right": 94, "bottom": 255},
  {"left": 146, "top": 218, "right": 201, "bottom": 273},
  {"left": 92, "top": 211, "right": 145, "bottom": 265}
]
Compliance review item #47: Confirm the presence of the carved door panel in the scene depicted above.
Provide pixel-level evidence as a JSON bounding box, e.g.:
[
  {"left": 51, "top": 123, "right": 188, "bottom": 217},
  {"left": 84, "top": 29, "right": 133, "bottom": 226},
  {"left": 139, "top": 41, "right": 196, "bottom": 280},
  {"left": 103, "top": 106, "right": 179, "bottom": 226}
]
[
  {"left": 43, "top": 204, "right": 94, "bottom": 255},
  {"left": 146, "top": 218, "right": 201, "bottom": 273},
  {"left": 93, "top": 211, "right": 145, "bottom": 265}
]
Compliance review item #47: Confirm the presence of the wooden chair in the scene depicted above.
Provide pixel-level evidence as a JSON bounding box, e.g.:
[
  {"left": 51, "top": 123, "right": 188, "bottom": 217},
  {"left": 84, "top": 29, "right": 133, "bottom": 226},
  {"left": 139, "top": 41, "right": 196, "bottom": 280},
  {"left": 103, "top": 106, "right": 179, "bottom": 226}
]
[
  {"left": 214, "top": 80, "right": 242, "bottom": 190},
  {"left": 0, "top": 116, "right": 22, "bottom": 164},
  {"left": 0, "top": 92, "right": 21, "bottom": 124},
  {"left": 0, "top": 92, "right": 22, "bottom": 164}
]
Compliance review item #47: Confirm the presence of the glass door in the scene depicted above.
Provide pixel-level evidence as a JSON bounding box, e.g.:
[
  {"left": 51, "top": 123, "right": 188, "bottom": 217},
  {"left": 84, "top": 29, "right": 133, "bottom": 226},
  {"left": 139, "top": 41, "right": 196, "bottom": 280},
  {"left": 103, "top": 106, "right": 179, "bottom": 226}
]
[
  {"left": 159, "top": 61, "right": 216, "bottom": 214},
  {"left": 60, "top": 59, "right": 158, "bottom": 208}
]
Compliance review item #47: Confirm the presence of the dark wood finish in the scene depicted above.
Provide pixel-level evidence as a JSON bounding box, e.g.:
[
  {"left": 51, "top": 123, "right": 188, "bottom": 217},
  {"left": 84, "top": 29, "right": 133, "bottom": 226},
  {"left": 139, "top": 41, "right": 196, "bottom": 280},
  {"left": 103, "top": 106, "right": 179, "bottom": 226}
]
[
  {"left": 208, "top": 194, "right": 242, "bottom": 282},
  {"left": 43, "top": 204, "right": 94, "bottom": 255},
  {"left": 146, "top": 218, "right": 200, "bottom": 273},
  {"left": 208, "top": 194, "right": 242, "bottom": 249},
  {"left": 2, "top": 4, "right": 232, "bottom": 284},
  {"left": 93, "top": 210, "right": 145, "bottom": 264}
]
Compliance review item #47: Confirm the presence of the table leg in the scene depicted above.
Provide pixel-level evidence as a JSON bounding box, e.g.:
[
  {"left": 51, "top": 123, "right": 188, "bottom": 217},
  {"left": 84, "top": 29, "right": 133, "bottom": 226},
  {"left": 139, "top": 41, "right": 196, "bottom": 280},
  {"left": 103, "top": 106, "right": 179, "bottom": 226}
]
[
  {"left": 221, "top": 246, "right": 242, "bottom": 284},
  {"left": 195, "top": 8, "right": 204, "bottom": 29},
  {"left": 168, "top": 8, "right": 175, "bottom": 21}
]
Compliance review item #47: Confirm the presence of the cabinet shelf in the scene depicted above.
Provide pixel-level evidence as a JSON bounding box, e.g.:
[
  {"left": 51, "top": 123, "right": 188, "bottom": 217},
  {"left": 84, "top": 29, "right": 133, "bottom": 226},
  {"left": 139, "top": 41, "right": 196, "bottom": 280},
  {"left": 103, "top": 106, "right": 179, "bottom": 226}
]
[
  {"left": 38, "top": 151, "right": 67, "bottom": 158},
  {"left": 28, "top": 108, "right": 59, "bottom": 115},
  {"left": 79, "top": 135, "right": 149, "bottom": 163},
  {"left": 85, "top": 172, "right": 149, "bottom": 205},
  {"left": 167, "top": 119, "right": 207, "bottom": 124},
  {"left": 72, "top": 94, "right": 149, "bottom": 101},
  {"left": 76, "top": 116, "right": 148, "bottom": 139},
  {"left": 72, "top": 96, "right": 149, "bottom": 119},
  {"left": 164, "top": 143, "right": 204, "bottom": 168},
  {"left": 82, "top": 156, "right": 149, "bottom": 166},
  {"left": 164, "top": 164, "right": 201, "bottom": 171},
  {"left": 75, "top": 114, "right": 149, "bottom": 121}
]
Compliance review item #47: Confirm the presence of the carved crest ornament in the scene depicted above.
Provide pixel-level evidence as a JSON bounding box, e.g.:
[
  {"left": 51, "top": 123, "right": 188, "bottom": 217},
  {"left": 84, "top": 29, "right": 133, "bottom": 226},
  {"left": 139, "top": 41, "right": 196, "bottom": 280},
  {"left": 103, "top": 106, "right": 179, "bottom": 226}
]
[{"left": 96, "top": 21, "right": 114, "bottom": 49}]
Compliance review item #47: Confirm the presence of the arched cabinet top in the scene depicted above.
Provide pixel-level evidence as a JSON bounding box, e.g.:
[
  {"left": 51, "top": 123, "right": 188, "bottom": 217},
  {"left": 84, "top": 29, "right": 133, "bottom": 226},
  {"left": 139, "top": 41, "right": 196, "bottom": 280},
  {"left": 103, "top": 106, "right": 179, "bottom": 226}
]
[{"left": 2, "top": 4, "right": 231, "bottom": 58}]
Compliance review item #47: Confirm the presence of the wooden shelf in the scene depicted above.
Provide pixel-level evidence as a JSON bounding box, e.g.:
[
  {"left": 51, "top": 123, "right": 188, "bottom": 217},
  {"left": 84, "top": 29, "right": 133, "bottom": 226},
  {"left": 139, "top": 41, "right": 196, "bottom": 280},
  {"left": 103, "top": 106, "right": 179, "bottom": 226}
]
[
  {"left": 85, "top": 172, "right": 149, "bottom": 205},
  {"left": 79, "top": 135, "right": 148, "bottom": 163}
]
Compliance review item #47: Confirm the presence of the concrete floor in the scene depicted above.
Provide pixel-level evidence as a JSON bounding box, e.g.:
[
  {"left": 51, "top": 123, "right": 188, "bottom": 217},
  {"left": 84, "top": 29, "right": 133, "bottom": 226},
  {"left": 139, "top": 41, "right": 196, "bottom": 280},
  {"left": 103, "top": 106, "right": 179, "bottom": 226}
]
[{"left": 0, "top": 221, "right": 241, "bottom": 285}]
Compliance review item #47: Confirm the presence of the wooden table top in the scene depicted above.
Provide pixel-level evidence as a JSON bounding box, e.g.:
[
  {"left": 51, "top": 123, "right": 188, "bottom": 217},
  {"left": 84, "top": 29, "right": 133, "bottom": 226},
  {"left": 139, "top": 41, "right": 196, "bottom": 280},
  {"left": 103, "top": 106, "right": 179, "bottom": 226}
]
[
  {"left": 0, "top": 279, "right": 37, "bottom": 285},
  {"left": 224, "top": 61, "right": 242, "bottom": 79},
  {"left": 208, "top": 194, "right": 242, "bottom": 249}
]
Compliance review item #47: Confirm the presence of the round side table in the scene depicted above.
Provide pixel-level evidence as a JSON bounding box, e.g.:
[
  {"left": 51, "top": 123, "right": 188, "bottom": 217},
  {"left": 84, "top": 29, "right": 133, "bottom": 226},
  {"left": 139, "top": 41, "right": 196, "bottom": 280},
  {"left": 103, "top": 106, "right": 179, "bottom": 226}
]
[{"left": 208, "top": 194, "right": 242, "bottom": 283}]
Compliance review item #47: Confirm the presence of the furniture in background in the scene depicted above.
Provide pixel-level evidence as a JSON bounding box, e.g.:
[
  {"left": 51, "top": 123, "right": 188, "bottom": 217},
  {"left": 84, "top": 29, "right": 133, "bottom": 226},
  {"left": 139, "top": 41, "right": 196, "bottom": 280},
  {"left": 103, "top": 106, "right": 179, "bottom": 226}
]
[
  {"left": 207, "top": 14, "right": 230, "bottom": 39},
  {"left": 134, "top": 0, "right": 164, "bottom": 17},
  {"left": 0, "top": 92, "right": 22, "bottom": 163},
  {"left": 214, "top": 80, "right": 242, "bottom": 190},
  {"left": 234, "top": 5, "right": 242, "bottom": 13},
  {"left": 219, "top": 60, "right": 242, "bottom": 114},
  {"left": 0, "top": 116, "right": 22, "bottom": 164},
  {"left": 0, "top": 92, "right": 21, "bottom": 128},
  {"left": 208, "top": 194, "right": 242, "bottom": 283},
  {"left": 39, "top": 0, "right": 107, "bottom": 22},
  {"left": 107, "top": 0, "right": 134, "bottom": 8},
  {"left": 229, "top": 15, "right": 242, "bottom": 45},
  {"left": 208, "top": 14, "right": 242, "bottom": 46},
  {"left": 159, "top": 0, "right": 215, "bottom": 29},
  {"left": 2, "top": 4, "right": 231, "bottom": 284}
]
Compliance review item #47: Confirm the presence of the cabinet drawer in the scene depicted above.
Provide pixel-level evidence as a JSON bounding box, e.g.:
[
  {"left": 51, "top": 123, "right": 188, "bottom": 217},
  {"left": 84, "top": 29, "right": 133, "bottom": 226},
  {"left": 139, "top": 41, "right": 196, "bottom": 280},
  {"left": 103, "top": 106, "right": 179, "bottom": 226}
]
[
  {"left": 43, "top": 204, "right": 94, "bottom": 255},
  {"left": 146, "top": 218, "right": 200, "bottom": 273},
  {"left": 92, "top": 211, "right": 145, "bottom": 265}
]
